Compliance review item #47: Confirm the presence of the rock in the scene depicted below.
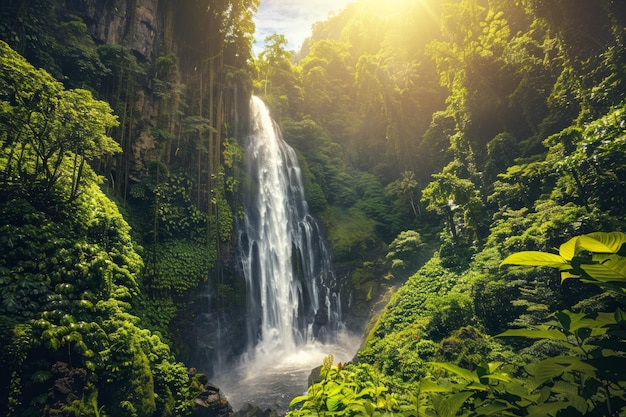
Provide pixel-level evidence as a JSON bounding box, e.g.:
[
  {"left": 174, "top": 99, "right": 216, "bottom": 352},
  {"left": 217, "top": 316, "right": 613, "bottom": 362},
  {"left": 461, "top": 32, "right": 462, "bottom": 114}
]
[
  {"left": 312, "top": 306, "right": 329, "bottom": 341},
  {"left": 231, "top": 403, "right": 279, "bottom": 417},
  {"left": 75, "top": 0, "right": 158, "bottom": 62},
  {"left": 308, "top": 365, "right": 324, "bottom": 386},
  {"left": 191, "top": 382, "right": 233, "bottom": 417}
]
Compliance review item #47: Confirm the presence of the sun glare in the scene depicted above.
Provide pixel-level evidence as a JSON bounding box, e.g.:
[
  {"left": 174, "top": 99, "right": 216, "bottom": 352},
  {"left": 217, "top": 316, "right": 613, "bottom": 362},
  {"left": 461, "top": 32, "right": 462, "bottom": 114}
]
[{"left": 362, "top": 0, "right": 439, "bottom": 23}]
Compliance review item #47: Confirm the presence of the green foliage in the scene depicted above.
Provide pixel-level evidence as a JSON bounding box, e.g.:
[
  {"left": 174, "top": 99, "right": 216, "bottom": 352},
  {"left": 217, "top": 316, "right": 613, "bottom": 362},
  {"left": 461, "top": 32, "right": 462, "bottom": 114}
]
[
  {"left": 283, "top": 1, "right": 626, "bottom": 416},
  {"left": 422, "top": 161, "right": 484, "bottom": 242},
  {"left": 282, "top": 118, "right": 346, "bottom": 210},
  {"left": 358, "top": 255, "right": 465, "bottom": 383},
  {"left": 0, "top": 1, "right": 110, "bottom": 89},
  {"left": 144, "top": 241, "right": 214, "bottom": 296},
  {"left": 52, "top": 16, "right": 109, "bottom": 89},
  {"left": 129, "top": 165, "right": 208, "bottom": 241},
  {"left": 411, "top": 232, "right": 626, "bottom": 416},
  {"left": 502, "top": 232, "right": 626, "bottom": 292},
  {"left": 0, "top": 41, "right": 120, "bottom": 202},
  {"left": 543, "top": 104, "right": 626, "bottom": 217},
  {"left": 0, "top": 44, "right": 198, "bottom": 417},
  {"left": 424, "top": 294, "right": 474, "bottom": 341},
  {"left": 471, "top": 273, "right": 524, "bottom": 334},
  {"left": 212, "top": 170, "right": 236, "bottom": 243},
  {"left": 320, "top": 207, "right": 379, "bottom": 263},
  {"left": 255, "top": 34, "right": 303, "bottom": 119},
  {"left": 385, "top": 231, "right": 424, "bottom": 279},
  {"left": 385, "top": 171, "right": 421, "bottom": 221},
  {"left": 288, "top": 356, "right": 399, "bottom": 417}
]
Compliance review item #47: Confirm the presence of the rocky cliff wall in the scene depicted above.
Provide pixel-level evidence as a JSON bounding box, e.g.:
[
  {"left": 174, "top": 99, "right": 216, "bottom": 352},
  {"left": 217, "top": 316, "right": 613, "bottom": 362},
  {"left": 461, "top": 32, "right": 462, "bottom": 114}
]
[
  {"left": 71, "top": 0, "right": 159, "bottom": 62},
  {"left": 67, "top": 0, "right": 162, "bottom": 178}
]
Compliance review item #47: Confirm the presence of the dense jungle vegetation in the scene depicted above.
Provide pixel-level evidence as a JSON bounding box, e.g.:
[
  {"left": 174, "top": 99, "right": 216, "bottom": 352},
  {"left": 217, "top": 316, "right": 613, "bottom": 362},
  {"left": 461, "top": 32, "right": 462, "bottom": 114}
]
[{"left": 1, "top": 0, "right": 626, "bottom": 416}]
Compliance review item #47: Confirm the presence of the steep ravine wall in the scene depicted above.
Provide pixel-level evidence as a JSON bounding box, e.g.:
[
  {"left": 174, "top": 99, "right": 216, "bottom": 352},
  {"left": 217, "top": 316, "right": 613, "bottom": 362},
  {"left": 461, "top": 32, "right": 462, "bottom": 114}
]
[
  {"left": 62, "top": 0, "right": 254, "bottom": 374},
  {"left": 68, "top": 0, "right": 250, "bottom": 178},
  {"left": 67, "top": 0, "right": 162, "bottom": 178},
  {"left": 73, "top": 0, "right": 159, "bottom": 62}
]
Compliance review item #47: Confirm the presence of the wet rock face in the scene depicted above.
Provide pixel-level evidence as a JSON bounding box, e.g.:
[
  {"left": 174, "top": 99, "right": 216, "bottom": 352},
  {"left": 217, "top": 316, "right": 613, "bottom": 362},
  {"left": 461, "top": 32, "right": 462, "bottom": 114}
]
[
  {"left": 230, "top": 403, "right": 280, "bottom": 417},
  {"left": 191, "top": 382, "right": 233, "bottom": 417},
  {"left": 65, "top": 0, "right": 162, "bottom": 176},
  {"left": 73, "top": 0, "right": 159, "bottom": 62}
]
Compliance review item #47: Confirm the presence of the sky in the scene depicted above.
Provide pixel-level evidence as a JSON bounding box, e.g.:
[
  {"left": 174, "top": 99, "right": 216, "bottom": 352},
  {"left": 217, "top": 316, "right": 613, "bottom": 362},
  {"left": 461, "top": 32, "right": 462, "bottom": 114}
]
[{"left": 252, "top": 0, "right": 355, "bottom": 55}]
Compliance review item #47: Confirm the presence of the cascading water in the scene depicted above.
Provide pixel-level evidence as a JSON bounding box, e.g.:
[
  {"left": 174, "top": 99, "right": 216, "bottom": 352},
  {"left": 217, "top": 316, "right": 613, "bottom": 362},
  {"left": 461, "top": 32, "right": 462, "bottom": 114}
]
[
  {"left": 213, "top": 97, "right": 357, "bottom": 414},
  {"left": 241, "top": 95, "right": 340, "bottom": 355}
]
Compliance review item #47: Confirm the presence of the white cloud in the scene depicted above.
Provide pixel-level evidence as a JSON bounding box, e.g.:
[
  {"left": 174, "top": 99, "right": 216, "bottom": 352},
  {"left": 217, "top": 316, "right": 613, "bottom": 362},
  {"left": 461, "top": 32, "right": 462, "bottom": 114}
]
[{"left": 253, "top": 0, "right": 354, "bottom": 54}]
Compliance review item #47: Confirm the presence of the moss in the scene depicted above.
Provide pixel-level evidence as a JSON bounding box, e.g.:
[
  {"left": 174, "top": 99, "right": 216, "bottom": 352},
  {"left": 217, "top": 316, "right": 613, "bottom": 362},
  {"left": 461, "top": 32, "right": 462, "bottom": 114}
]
[
  {"left": 439, "top": 326, "right": 491, "bottom": 369},
  {"left": 319, "top": 206, "right": 379, "bottom": 262}
]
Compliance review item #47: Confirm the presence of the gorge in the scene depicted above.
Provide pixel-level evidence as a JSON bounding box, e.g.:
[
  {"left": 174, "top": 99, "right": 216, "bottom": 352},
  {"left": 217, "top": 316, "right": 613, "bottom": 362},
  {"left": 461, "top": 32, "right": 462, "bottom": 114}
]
[{"left": 2, "top": 1, "right": 626, "bottom": 416}]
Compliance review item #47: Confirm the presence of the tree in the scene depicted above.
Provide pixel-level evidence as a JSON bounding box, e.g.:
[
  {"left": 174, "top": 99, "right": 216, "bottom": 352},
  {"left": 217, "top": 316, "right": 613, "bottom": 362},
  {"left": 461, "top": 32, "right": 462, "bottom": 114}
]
[
  {"left": 385, "top": 171, "right": 420, "bottom": 218},
  {"left": 422, "top": 162, "right": 484, "bottom": 242},
  {"left": 0, "top": 41, "right": 120, "bottom": 201},
  {"left": 255, "top": 34, "right": 302, "bottom": 118}
]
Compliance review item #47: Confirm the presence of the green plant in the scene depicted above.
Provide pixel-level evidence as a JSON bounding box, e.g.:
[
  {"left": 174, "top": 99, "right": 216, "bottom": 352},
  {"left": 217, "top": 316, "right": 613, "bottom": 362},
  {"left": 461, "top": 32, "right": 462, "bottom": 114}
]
[
  {"left": 415, "top": 232, "right": 626, "bottom": 416},
  {"left": 385, "top": 231, "right": 424, "bottom": 280},
  {"left": 501, "top": 231, "right": 626, "bottom": 293},
  {"left": 288, "top": 356, "right": 397, "bottom": 417}
]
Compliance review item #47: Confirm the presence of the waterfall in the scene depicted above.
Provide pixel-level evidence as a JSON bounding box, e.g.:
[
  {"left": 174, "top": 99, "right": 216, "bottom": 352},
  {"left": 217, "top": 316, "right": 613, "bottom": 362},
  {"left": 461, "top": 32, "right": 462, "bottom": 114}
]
[
  {"left": 211, "top": 97, "right": 356, "bottom": 413},
  {"left": 239, "top": 96, "right": 340, "bottom": 359}
]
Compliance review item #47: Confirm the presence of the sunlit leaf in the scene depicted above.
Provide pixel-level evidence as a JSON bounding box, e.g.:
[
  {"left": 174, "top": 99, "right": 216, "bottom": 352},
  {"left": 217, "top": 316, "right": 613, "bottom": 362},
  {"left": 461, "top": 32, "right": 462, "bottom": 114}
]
[
  {"left": 289, "top": 395, "right": 310, "bottom": 407},
  {"left": 326, "top": 396, "right": 344, "bottom": 412},
  {"left": 419, "top": 378, "right": 453, "bottom": 393},
  {"left": 428, "top": 362, "right": 480, "bottom": 383},
  {"left": 480, "top": 373, "right": 512, "bottom": 383},
  {"left": 501, "top": 252, "right": 568, "bottom": 268},
  {"left": 560, "top": 270, "right": 580, "bottom": 282},
  {"left": 581, "top": 232, "right": 626, "bottom": 253},
  {"left": 581, "top": 255, "right": 626, "bottom": 281},
  {"left": 497, "top": 328, "right": 568, "bottom": 341}
]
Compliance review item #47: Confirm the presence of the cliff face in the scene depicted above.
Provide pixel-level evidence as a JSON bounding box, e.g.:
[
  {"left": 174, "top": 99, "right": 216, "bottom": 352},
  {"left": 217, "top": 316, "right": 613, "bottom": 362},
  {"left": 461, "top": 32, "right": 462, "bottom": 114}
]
[
  {"left": 1, "top": 0, "right": 256, "bottom": 375},
  {"left": 68, "top": 0, "right": 162, "bottom": 177},
  {"left": 73, "top": 0, "right": 159, "bottom": 62},
  {"left": 66, "top": 0, "right": 251, "bottom": 185}
]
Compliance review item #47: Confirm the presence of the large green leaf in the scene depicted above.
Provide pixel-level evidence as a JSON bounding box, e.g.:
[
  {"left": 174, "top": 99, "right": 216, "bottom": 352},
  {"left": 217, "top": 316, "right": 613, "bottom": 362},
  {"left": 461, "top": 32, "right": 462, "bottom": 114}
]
[
  {"left": 497, "top": 328, "right": 569, "bottom": 341},
  {"left": 428, "top": 362, "right": 480, "bottom": 383},
  {"left": 479, "top": 373, "right": 512, "bottom": 383},
  {"left": 559, "top": 237, "right": 578, "bottom": 261},
  {"left": 326, "top": 395, "right": 345, "bottom": 412},
  {"left": 289, "top": 395, "right": 310, "bottom": 407},
  {"left": 566, "top": 234, "right": 621, "bottom": 258},
  {"left": 580, "top": 232, "right": 626, "bottom": 254},
  {"left": 474, "top": 401, "right": 515, "bottom": 416},
  {"left": 431, "top": 391, "right": 474, "bottom": 417},
  {"left": 581, "top": 255, "right": 626, "bottom": 281},
  {"left": 526, "top": 356, "right": 596, "bottom": 389},
  {"left": 419, "top": 378, "right": 453, "bottom": 393},
  {"left": 556, "top": 310, "right": 614, "bottom": 334},
  {"left": 501, "top": 252, "right": 568, "bottom": 268},
  {"left": 526, "top": 400, "right": 571, "bottom": 417}
]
